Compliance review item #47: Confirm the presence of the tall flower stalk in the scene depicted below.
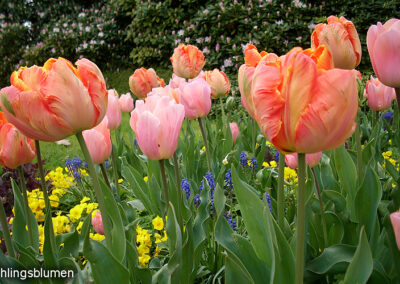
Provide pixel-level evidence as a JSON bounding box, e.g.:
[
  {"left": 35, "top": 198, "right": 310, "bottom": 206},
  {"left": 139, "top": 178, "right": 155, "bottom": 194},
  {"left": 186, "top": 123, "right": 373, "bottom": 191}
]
[
  {"left": 296, "top": 153, "right": 306, "bottom": 284},
  {"left": 17, "top": 166, "right": 34, "bottom": 247},
  {"left": 277, "top": 153, "right": 285, "bottom": 230},
  {"left": 198, "top": 117, "right": 212, "bottom": 171}
]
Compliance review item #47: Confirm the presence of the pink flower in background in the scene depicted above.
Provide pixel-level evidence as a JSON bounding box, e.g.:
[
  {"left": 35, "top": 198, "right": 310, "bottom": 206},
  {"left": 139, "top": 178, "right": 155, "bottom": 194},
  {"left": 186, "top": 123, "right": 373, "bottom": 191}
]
[
  {"left": 229, "top": 122, "right": 239, "bottom": 143},
  {"left": 390, "top": 211, "right": 400, "bottom": 250},
  {"left": 130, "top": 95, "right": 185, "bottom": 160},
  {"left": 105, "top": 89, "right": 121, "bottom": 130},
  {"left": 179, "top": 78, "right": 212, "bottom": 120},
  {"left": 285, "top": 152, "right": 322, "bottom": 169},
  {"left": 92, "top": 211, "right": 104, "bottom": 235},
  {"left": 118, "top": 93, "right": 134, "bottom": 113},
  {"left": 169, "top": 73, "right": 186, "bottom": 89},
  {"left": 363, "top": 76, "right": 396, "bottom": 111},
  {"left": 148, "top": 85, "right": 181, "bottom": 104},
  {"left": 82, "top": 118, "right": 112, "bottom": 165}
]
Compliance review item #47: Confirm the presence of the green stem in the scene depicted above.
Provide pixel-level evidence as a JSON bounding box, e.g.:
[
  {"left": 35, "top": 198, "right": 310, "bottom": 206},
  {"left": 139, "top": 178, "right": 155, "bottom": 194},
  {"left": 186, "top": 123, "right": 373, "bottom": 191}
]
[
  {"left": 0, "top": 198, "right": 14, "bottom": 258},
  {"left": 396, "top": 88, "right": 400, "bottom": 177},
  {"left": 277, "top": 153, "right": 285, "bottom": 230},
  {"left": 355, "top": 123, "right": 362, "bottom": 185},
  {"left": 198, "top": 117, "right": 212, "bottom": 171},
  {"left": 252, "top": 119, "right": 256, "bottom": 154},
  {"left": 17, "top": 166, "right": 33, "bottom": 247},
  {"left": 296, "top": 153, "right": 306, "bottom": 284},
  {"left": 219, "top": 98, "right": 227, "bottom": 129},
  {"left": 111, "top": 141, "right": 120, "bottom": 199},
  {"left": 159, "top": 159, "right": 169, "bottom": 217},
  {"left": 311, "top": 168, "right": 328, "bottom": 249},
  {"left": 76, "top": 132, "right": 112, "bottom": 249},
  {"left": 173, "top": 153, "right": 183, "bottom": 229},
  {"left": 100, "top": 163, "right": 111, "bottom": 189}
]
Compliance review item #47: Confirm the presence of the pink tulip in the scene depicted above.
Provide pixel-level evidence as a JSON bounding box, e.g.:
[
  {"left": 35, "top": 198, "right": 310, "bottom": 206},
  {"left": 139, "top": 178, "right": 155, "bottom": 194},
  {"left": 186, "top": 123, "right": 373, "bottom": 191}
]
[
  {"left": 363, "top": 76, "right": 396, "bottom": 111},
  {"left": 105, "top": 89, "right": 121, "bottom": 130},
  {"left": 390, "top": 211, "right": 400, "bottom": 250},
  {"left": 229, "top": 122, "right": 239, "bottom": 143},
  {"left": 179, "top": 78, "right": 212, "bottom": 120},
  {"left": 130, "top": 95, "right": 185, "bottom": 160},
  {"left": 367, "top": 19, "right": 400, "bottom": 88},
  {"left": 285, "top": 152, "right": 322, "bottom": 169},
  {"left": 82, "top": 118, "right": 112, "bottom": 164},
  {"left": 148, "top": 85, "right": 181, "bottom": 104},
  {"left": 311, "top": 16, "right": 362, "bottom": 70},
  {"left": 92, "top": 211, "right": 104, "bottom": 235},
  {"left": 0, "top": 112, "right": 35, "bottom": 169},
  {"left": 0, "top": 58, "right": 107, "bottom": 142},
  {"left": 204, "top": 69, "right": 230, "bottom": 99},
  {"left": 250, "top": 46, "right": 358, "bottom": 154},
  {"left": 129, "top": 67, "right": 165, "bottom": 99},
  {"left": 169, "top": 73, "right": 186, "bottom": 89},
  {"left": 170, "top": 44, "right": 206, "bottom": 79},
  {"left": 118, "top": 92, "right": 134, "bottom": 113}
]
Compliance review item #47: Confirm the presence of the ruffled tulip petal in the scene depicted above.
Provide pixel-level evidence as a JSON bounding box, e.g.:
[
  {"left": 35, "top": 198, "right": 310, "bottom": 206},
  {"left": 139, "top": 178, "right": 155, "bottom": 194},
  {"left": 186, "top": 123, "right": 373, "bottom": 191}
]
[
  {"left": 294, "top": 69, "right": 358, "bottom": 153},
  {"left": 372, "top": 29, "right": 400, "bottom": 87},
  {"left": 238, "top": 65, "right": 256, "bottom": 119}
]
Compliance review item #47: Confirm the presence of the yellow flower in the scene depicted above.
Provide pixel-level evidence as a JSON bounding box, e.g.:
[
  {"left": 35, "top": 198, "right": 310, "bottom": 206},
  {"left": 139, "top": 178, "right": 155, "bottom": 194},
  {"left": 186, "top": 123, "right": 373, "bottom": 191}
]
[
  {"left": 143, "top": 176, "right": 148, "bottom": 182},
  {"left": 68, "top": 204, "right": 86, "bottom": 222},
  {"left": 138, "top": 254, "right": 151, "bottom": 267},
  {"left": 49, "top": 194, "right": 59, "bottom": 207},
  {"left": 154, "top": 246, "right": 161, "bottom": 257},
  {"left": 389, "top": 139, "right": 392, "bottom": 146},
  {"left": 118, "top": 178, "right": 124, "bottom": 184},
  {"left": 80, "top": 196, "right": 91, "bottom": 204},
  {"left": 266, "top": 141, "right": 273, "bottom": 147},
  {"left": 76, "top": 221, "right": 83, "bottom": 233},
  {"left": 262, "top": 161, "right": 269, "bottom": 168},
  {"left": 154, "top": 233, "right": 162, "bottom": 244},
  {"left": 161, "top": 230, "right": 168, "bottom": 242},
  {"left": 137, "top": 244, "right": 150, "bottom": 256},
  {"left": 152, "top": 216, "right": 164, "bottom": 231},
  {"left": 86, "top": 203, "right": 98, "bottom": 214},
  {"left": 90, "top": 233, "right": 105, "bottom": 242},
  {"left": 269, "top": 161, "right": 277, "bottom": 168}
]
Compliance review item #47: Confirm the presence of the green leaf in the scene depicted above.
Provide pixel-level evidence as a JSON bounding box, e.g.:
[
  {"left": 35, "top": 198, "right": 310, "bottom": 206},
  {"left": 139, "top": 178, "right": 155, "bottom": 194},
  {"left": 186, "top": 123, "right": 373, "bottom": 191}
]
[
  {"left": 343, "top": 228, "right": 373, "bottom": 284},
  {"left": 43, "top": 204, "right": 58, "bottom": 269},
  {"left": 99, "top": 179, "right": 126, "bottom": 262},
  {"left": 355, "top": 168, "right": 382, "bottom": 238},
  {"left": 166, "top": 203, "right": 183, "bottom": 282},
  {"left": 334, "top": 146, "right": 357, "bottom": 221},
  {"left": 231, "top": 167, "right": 275, "bottom": 270},
  {"left": 225, "top": 256, "right": 255, "bottom": 284},
  {"left": 322, "top": 190, "right": 346, "bottom": 213}
]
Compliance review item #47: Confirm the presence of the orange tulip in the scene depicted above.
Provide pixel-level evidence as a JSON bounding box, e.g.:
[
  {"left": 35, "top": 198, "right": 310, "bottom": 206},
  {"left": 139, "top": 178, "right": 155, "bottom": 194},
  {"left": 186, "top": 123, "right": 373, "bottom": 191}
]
[
  {"left": 129, "top": 67, "right": 165, "bottom": 99},
  {"left": 250, "top": 46, "right": 358, "bottom": 154},
  {"left": 311, "top": 16, "right": 362, "bottom": 70},
  {"left": 0, "top": 58, "right": 107, "bottom": 142},
  {"left": 170, "top": 44, "right": 206, "bottom": 79},
  {"left": 204, "top": 69, "right": 230, "bottom": 99},
  {"left": 0, "top": 112, "right": 35, "bottom": 169},
  {"left": 239, "top": 44, "right": 278, "bottom": 119},
  {"left": 82, "top": 118, "right": 112, "bottom": 165}
]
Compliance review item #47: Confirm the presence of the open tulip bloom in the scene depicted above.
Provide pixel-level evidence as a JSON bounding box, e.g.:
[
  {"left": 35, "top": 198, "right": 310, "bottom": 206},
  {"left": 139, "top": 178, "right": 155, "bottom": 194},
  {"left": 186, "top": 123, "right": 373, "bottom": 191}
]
[{"left": 0, "top": 58, "right": 108, "bottom": 142}]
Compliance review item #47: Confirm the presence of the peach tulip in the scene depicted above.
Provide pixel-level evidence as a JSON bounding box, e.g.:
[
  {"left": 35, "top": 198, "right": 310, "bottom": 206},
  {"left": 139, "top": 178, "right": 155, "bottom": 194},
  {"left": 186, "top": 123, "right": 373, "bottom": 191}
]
[
  {"left": 179, "top": 78, "right": 212, "bottom": 120},
  {"left": 82, "top": 118, "right": 112, "bottom": 164},
  {"left": 129, "top": 67, "right": 165, "bottom": 99},
  {"left": 92, "top": 211, "right": 104, "bottom": 235},
  {"left": 148, "top": 85, "right": 181, "bottom": 104},
  {"left": 367, "top": 19, "right": 400, "bottom": 88},
  {"left": 239, "top": 44, "right": 278, "bottom": 119},
  {"left": 204, "top": 69, "right": 230, "bottom": 99},
  {"left": 130, "top": 95, "right": 185, "bottom": 160},
  {"left": 285, "top": 152, "right": 322, "bottom": 169},
  {"left": 105, "top": 89, "right": 121, "bottom": 130},
  {"left": 0, "top": 112, "right": 35, "bottom": 169},
  {"left": 390, "top": 211, "right": 400, "bottom": 250},
  {"left": 229, "top": 122, "right": 239, "bottom": 143},
  {"left": 169, "top": 73, "right": 186, "bottom": 89},
  {"left": 0, "top": 58, "right": 107, "bottom": 142},
  {"left": 170, "top": 44, "right": 206, "bottom": 79},
  {"left": 250, "top": 46, "right": 358, "bottom": 154},
  {"left": 118, "top": 92, "right": 134, "bottom": 113},
  {"left": 311, "top": 16, "right": 362, "bottom": 70},
  {"left": 363, "top": 76, "right": 396, "bottom": 111}
]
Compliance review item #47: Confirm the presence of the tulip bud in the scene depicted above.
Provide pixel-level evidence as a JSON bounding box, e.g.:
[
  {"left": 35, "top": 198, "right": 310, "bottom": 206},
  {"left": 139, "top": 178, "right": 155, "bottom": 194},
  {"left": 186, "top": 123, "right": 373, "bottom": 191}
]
[
  {"left": 92, "top": 211, "right": 104, "bottom": 235},
  {"left": 363, "top": 76, "right": 396, "bottom": 111},
  {"left": 390, "top": 211, "right": 400, "bottom": 250},
  {"left": 82, "top": 118, "right": 112, "bottom": 164},
  {"left": 118, "top": 92, "right": 134, "bottom": 113},
  {"left": 226, "top": 96, "right": 235, "bottom": 110},
  {"left": 229, "top": 122, "right": 239, "bottom": 143},
  {"left": 105, "top": 89, "right": 121, "bottom": 130},
  {"left": 129, "top": 67, "right": 164, "bottom": 99},
  {"left": 204, "top": 69, "right": 230, "bottom": 99},
  {"left": 170, "top": 44, "right": 206, "bottom": 79},
  {"left": 179, "top": 78, "right": 212, "bottom": 120}
]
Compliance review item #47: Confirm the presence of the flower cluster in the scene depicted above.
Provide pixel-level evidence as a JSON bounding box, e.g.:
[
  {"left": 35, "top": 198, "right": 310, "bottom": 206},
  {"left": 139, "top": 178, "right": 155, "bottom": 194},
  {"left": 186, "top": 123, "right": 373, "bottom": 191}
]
[
  {"left": 224, "top": 169, "right": 233, "bottom": 190},
  {"left": 382, "top": 151, "right": 399, "bottom": 170},
  {"left": 224, "top": 213, "right": 238, "bottom": 231},
  {"left": 181, "top": 178, "right": 191, "bottom": 200}
]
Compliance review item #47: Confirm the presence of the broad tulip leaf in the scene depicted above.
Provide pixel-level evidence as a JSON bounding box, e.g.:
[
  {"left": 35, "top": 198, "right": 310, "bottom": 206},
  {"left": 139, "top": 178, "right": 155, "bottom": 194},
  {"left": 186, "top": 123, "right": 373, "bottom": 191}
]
[{"left": 343, "top": 228, "right": 373, "bottom": 284}]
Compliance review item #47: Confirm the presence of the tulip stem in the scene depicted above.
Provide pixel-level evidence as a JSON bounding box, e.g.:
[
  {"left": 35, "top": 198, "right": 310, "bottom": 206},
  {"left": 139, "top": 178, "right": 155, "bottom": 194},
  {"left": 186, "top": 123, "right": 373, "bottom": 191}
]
[
  {"left": 173, "top": 153, "right": 183, "bottom": 229},
  {"left": 159, "top": 159, "right": 169, "bottom": 217},
  {"left": 198, "top": 118, "right": 212, "bottom": 171},
  {"left": 76, "top": 132, "right": 112, "bottom": 249},
  {"left": 277, "top": 153, "right": 285, "bottom": 230},
  {"left": 17, "top": 166, "right": 34, "bottom": 248},
  {"left": 252, "top": 119, "right": 256, "bottom": 154},
  {"left": 0, "top": 197, "right": 15, "bottom": 258},
  {"left": 311, "top": 168, "right": 328, "bottom": 249},
  {"left": 355, "top": 123, "right": 362, "bottom": 184},
  {"left": 111, "top": 141, "right": 120, "bottom": 199},
  {"left": 35, "top": 140, "right": 55, "bottom": 245},
  {"left": 219, "top": 98, "right": 227, "bottom": 129},
  {"left": 100, "top": 163, "right": 111, "bottom": 189},
  {"left": 296, "top": 153, "right": 306, "bottom": 284},
  {"left": 396, "top": 88, "right": 400, "bottom": 178}
]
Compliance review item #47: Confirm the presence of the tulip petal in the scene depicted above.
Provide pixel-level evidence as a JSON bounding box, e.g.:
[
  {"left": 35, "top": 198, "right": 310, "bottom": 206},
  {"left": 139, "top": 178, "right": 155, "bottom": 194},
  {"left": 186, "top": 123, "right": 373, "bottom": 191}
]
[
  {"left": 135, "top": 111, "right": 161, "bottom": 160},
  {"left": 295, "top": 69, "right": 358, "bottom": 153},
  {"left": 372, "top": 29, "right": 400, "bottom": 87}
]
